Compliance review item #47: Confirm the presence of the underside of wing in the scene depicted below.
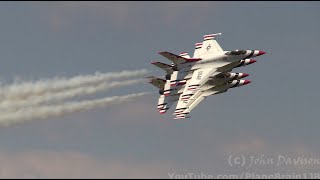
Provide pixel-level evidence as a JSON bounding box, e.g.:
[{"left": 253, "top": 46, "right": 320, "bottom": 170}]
[
  {"left": 174, "top": 91, "right": 212, "bottom": 119},
  {"left": 184, "top": 68, "right": 220, "bottom": 94},
  {"left": 173, "top": 68, "right": 221, "bottom": 118},
  {"left": 173, "top": 79, "right": 192, "bottom": 115},
  {"left": 183, "top": 95, "right": 206, "bottom": 115},
  {"left": 158, "top": 94, "right": 179, "bottom": 114},
  {"left": 182, "top": 90, "right": 218, "bottom": 115}
]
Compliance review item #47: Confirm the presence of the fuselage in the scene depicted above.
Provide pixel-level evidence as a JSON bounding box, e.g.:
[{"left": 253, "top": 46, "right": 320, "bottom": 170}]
[{"left": 176, "top": 50, "right": 263, "bottom": 72}]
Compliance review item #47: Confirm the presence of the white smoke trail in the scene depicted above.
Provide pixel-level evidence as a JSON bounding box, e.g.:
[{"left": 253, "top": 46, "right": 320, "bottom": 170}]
[
  {"left": 0, "top": 92, "right": 149, "bottom": 127},
  {"left": 0, "top": 69, "right": 148, "bottom": 101},
  {"left": 0, "top": 79, "right": 144, "bottom": 112}
]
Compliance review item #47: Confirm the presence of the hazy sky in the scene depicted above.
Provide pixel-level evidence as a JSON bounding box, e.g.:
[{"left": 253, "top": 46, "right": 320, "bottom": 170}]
[{"left": 0, "top": 1, "right": 319, "bottom": 178}]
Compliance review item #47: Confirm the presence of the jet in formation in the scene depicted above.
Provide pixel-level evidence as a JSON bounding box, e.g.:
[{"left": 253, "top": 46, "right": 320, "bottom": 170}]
[{"left": 149, "top": 33, "right": 266, "bottom": 119}]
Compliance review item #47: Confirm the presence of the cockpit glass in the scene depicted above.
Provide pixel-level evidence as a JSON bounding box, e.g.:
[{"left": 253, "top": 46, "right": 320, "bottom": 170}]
[{"left": 225, "top": 50, "right": 247, "bottom": 55}]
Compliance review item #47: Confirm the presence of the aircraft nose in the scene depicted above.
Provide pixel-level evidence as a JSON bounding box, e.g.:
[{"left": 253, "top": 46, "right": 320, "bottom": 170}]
[
  {"left": 257, "top": 50, "right": 266, "bottom": 56},
  {"left": 241, "top": 73, "right": 249, "bottom": 78},
  {"left": 249, "top": 59, "right": 257, "bottom": 64},
  {"left": 243, "top": 80, "right": 251, "bottom": 85}
]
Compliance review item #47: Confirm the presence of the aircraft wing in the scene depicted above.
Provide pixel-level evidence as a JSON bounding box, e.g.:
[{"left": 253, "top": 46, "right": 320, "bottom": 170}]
[
  {"left": 175, "top": 88, "right": 228, "bottom": 119},
  {"left": 185, "top": 68, "right": 221, "bottom": 92},
  {"left": 173, "top": 67, "right": 224, "bottom": 116},
  {"left": 158, "top": 94, "right": 179, "bottom": 114},
  {"left": 174, "top": 79, "right": 193, "bottom": 115},
  {"left": 174, "top": 90, "right": 213, "bottom": 119},
  {"left": 185, "top": 95, "right": 206, "bottom": 114},
  {"left": 186, "top": 89, "right": 225, "bottom": 113}
]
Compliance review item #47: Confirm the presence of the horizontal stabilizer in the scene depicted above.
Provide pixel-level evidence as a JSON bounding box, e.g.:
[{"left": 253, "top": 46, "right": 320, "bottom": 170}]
[
  {"left": 159, "top": 51, "right": 201, "bottom": 64},
  {"left": 151, "top": 61, "right": 174, "bottom": 74},
  {"left": 148, "top": 76, "right": 166, "bottom": 89}
]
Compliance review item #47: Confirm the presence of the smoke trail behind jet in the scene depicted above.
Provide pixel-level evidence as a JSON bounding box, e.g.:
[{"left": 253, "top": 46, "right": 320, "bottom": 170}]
[
  {"left": 0, "top": 69, "right": 148, "bottom": 101},
  {"left": 0, "top": 79, "right": 144, "bottom": 112},
  {"left": 0, "top": 92, "right": 149, "bottom": 127}
]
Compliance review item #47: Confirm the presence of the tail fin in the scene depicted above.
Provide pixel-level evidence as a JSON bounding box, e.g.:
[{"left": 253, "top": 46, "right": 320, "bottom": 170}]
[
  {"left": 179, "top": 52, "right": 191, "bottom": 59},
  {"left": 199, "top": 33, "right": 223, "bottom": 57},
  {"left": 193, "top": 43, "right": 203, "bottom": 58},
  {"left": 151, "top": 61, "right": 174, "bottom": 74}
]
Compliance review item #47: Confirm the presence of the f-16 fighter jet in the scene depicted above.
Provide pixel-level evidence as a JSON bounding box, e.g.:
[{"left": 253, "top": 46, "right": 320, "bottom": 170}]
[
  {"left": 149, "top": 43, "right": 204, "bottom": 114},
  {"left": 150, "top": 33, "right": 266, "bottom": 119},
  {"left": 148, "top": 72, "right": 249, "bottom": 114}
]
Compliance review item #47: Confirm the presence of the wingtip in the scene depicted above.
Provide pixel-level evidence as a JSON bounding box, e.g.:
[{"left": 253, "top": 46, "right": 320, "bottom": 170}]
[
  {"left": 159, "top": 110, "right": 166, "bottom": 114},
  {"left": 174, "top": 114, "right": 190, "bottom": 119},
  {"left": 175, "top": 116, "right": 184, "bottom": 119},
  {"left": 203, "top": 33, "right": 222, "bottom": 38}
]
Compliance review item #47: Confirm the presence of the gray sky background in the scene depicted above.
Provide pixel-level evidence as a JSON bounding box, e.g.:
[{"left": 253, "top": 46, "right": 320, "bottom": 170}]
[{"left": 0, "top": 1, "right": 319, "bottom": 178}]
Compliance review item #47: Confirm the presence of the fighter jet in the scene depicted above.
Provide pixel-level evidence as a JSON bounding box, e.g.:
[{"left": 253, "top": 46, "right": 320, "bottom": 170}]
[
  {"left": 150, "top": 33, "right": 266, "bottom": 119},
  {"left": 148, "top": 72, "right": 249, "bottom": 114},
  {"left": 149, "top": 42, "right": 205, "bottom": 114}
]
